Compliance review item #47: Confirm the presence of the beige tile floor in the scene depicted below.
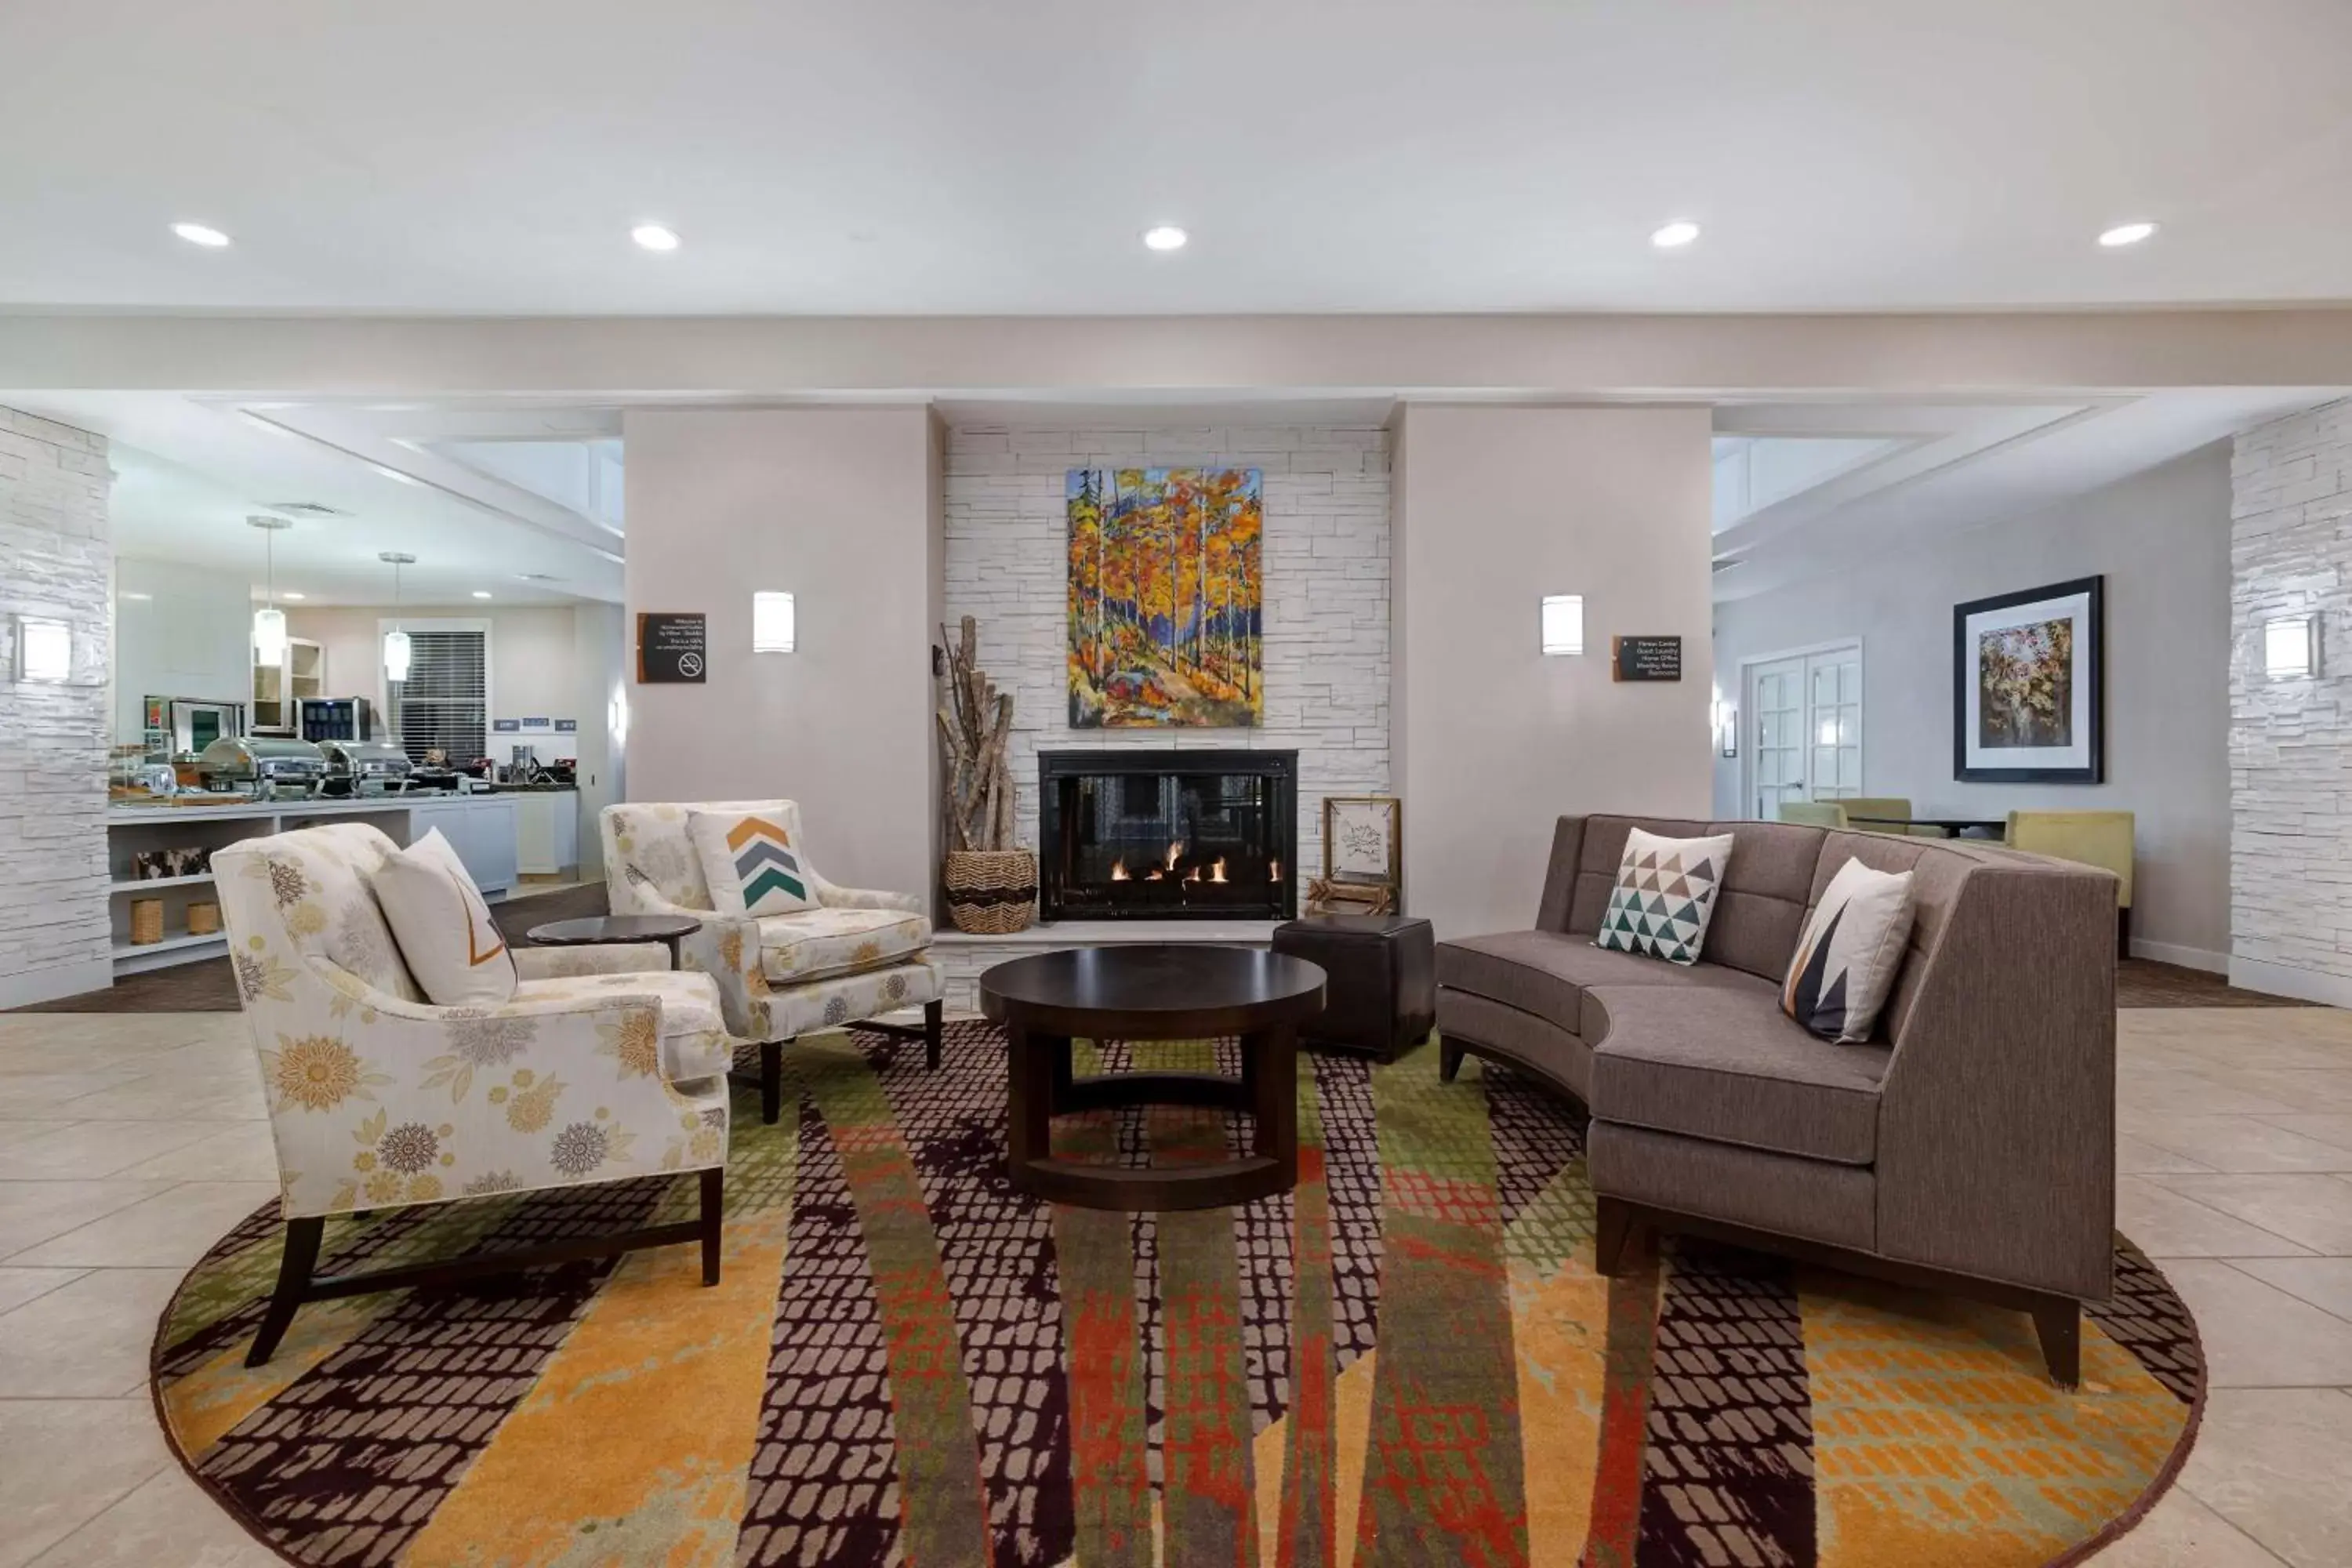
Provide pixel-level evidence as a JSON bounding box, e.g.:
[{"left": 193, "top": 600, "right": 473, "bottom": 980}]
[{"left": 5, "top": 1007, "right": 2352, "bottom": 1564}]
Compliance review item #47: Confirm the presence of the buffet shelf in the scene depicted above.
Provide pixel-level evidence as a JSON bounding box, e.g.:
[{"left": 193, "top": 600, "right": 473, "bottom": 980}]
[
  {"left": 104, "top": 793, "right": 524, "bottom": 976},
  {"left": 111, "top": 931, "right": 230, "bottom": 971},
  {"left": 107, "top": 871, "right": 216, "bottom": 894}
]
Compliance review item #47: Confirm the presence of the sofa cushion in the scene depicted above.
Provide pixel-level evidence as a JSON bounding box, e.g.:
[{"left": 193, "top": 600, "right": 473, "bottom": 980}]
[
  {"left": 1566, "top": 816, "right": 1820, "bottom": 982},
  {"left": 373, "top": 828, "right": 517, "bottom": 1007},
  {"left": 689, "top": 807, "right": 818, "bottom": 916},
  {"left": 759, "top": 907, "right": 933, "bottom": 985},
  {"left": 1439, "top": 930, "right": 1751, "bottom": 1025},
  {"left": 1593, "top": 827, "right": 1733, "bottom": 965},
  {"left": 1436, "top": 989, "right": 1595, "bottom": 1103},
  {"left": 1783, "top": 856, "right": 1915, "bottom": 1042},
  {"left": 1588, "top": 1120, "right": 1876, "bottom": 1252},
  {"left": 1586, "top": 983, "right": 1890, "bottom": 1165}
]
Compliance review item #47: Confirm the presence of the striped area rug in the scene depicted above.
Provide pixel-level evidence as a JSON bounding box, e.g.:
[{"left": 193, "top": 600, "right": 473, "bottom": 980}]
[{"left": 153, "top": 1021, "right": 2200, "bottom": 1567}]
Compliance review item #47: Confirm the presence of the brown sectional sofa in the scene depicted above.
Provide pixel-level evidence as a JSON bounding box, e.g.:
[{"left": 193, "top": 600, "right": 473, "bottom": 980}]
[{"left": 1436, "top": 813, "right": 2118, "bottom": 1384}]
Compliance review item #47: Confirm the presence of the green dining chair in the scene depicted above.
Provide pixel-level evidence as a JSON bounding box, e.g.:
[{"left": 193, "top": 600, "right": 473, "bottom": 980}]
[
  {"left": 1776, "top": 801, "right": 1848, "bottom": 829},
  {"left": 2007, "top": 810, "right": 2134, "bottom": 956}
]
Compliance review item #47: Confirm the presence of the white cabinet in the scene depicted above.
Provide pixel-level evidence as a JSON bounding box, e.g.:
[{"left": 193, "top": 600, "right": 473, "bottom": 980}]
[
  {"left": 405, "top": 797, "right": 518, "bottom": 896},
  {"left": 513, "top": 792, "right": 580, "bottom": 876}
]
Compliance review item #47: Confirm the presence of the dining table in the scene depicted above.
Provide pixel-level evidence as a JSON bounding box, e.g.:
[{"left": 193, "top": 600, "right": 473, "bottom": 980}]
[{"left": 1847, "top": 815, "right": 2008, "bottom": 840}]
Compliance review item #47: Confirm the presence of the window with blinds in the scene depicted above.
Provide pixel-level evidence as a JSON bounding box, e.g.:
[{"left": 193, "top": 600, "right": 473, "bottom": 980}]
[{"left": 389, "top": 630, "right": 488, "bottom": 765}]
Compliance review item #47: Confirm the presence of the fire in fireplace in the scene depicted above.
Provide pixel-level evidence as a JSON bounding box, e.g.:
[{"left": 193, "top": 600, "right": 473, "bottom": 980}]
[{"left": 1038, "top": 749, "right": 1297, "bottom": 921}]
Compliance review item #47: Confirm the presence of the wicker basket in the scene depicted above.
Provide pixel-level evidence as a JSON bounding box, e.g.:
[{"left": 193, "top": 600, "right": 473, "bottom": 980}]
[
  {"left": 129, "top": 898, "right": 164, "bottom": 946},
  {"left": 942, "top": 848, "right": 1037, "bottom": 935},
  {"left": 187, "top": 900, "right": 221, "bottom": 937}
]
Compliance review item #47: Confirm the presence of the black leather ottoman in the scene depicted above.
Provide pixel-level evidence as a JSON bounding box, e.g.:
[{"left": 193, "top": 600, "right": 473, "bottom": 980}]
[{"left": 1270, "top": 914, "right": 1436, "bottom": 1062}]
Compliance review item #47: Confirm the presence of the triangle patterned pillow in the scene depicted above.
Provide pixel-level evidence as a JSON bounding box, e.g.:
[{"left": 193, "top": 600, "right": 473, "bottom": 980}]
[
  {"left": 1593, "top": 827, "right": 1734, "bottom": 966},
  {"left": 373, "top": 827, "right": 518, "bottom": 1007},
  {"left": 1783, "top": 855, "right": 1916, "bottom": 1042},
  {"left": 688, "top": 808, "right": 818, "bottom": 917}
]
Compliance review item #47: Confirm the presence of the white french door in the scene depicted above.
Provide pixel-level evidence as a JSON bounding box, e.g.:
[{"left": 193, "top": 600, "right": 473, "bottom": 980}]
[{"left": 1744, "top": 643, "right": 1862, "bottom": 819}]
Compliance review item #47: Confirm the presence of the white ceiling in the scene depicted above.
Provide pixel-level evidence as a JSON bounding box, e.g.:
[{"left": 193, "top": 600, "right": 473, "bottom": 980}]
[
  {"left": 4, "top": 0, "right": 2350, "bottom": 314},
  {"left": 52, "top": 394, "right": 625, "bottom": 606},
  {"left": 1709, "top": 389, "right": 2340, "bottom": 598}
]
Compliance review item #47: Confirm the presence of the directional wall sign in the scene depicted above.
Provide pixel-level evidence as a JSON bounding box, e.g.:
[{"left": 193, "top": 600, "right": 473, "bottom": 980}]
[
  {"left": 637, "top": 612, "right": 708, "bottom": 684},
  {"left": 1611, "top": 635, "right": 1684, "bottom": 682}
]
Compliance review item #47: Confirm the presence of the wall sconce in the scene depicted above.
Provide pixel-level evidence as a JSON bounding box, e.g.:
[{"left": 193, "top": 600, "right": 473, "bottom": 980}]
[
  {"left": 12, "top": 615, "right": 71, "bottom": 683},
  {"left": 753, "top": 590, "right": 797, "bottom": 653},
  {"left": 1540, "top": 594, "right": 1584, "bottom": 656},
  {"left": 2264, "top": 615, "right": 2317, "bottom": 679},
  {"left": 1711, "top": 696, "right": 1739, "bottom": 757}
]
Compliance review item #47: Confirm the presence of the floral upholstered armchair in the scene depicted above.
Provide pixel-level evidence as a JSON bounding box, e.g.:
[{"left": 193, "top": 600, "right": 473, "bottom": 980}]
[
  {"left": 215, "top": 822, "right": 731, "bottom": 1367},
  {"left": 601, "top": 800, "right": 945, "bottom": 1122}
]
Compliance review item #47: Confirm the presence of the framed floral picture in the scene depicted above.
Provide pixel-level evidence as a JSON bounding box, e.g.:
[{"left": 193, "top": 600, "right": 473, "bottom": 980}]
[
  {"left": 1952, "top": 575, "right": 2103, "bottom": 783},
  {"left": 1323, "top": 796, "right": 1402, "bottom": 891}
]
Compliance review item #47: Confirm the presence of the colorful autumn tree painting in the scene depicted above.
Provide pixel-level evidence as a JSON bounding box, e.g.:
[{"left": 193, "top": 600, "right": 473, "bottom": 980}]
[
  {"left": 1067, "top": 466, "right": 1263, "bottom": 727},
  {"left": 1976, "top": 616, "right": 2074, "bottom": 747}
]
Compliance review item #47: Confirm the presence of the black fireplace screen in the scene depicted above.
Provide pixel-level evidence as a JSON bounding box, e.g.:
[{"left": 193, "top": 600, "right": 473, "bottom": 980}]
[{"left": 1038, "top": 750, "right": 1297, "bottom": 920}]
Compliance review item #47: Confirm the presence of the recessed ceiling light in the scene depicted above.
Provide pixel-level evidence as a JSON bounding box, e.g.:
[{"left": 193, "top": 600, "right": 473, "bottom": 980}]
[
  {"left": 2098, "top": 220, "right": 2158, "bottom": 248},
  {"left": 279, "top": 590, "right": 305, "bottom": 601},
  {"left": 1650, "top": 220, "right": 1701, "bottom": 249},
  {"left": 471, "top": 590, "right": 492, "bottom": 600},
  {"left": 1142, "top": 225, "right": 1189, "bottom": 252},
  {"left": 372, "top": 463, "right": 422, "bottom": 486},
  {"left": 631, "top": 223, "right": 681, "bottom": 252},
  {"left": 121, "top": 591, "right": 154, "bottom": 601},
  {"left": 171, "top": 222, "right": 231, "bottom": 248}
]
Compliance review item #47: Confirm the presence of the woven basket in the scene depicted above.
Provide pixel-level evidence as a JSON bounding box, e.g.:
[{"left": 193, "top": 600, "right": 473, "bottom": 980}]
[
  {"left": 129, "top": 898, "right": 164, "bottom": 946},
  {"left": 942, "top": 848, "right": 1037, "bottom": 935},
  {"left": 187, "top": 900, "right": 221, "bottom": 937}
]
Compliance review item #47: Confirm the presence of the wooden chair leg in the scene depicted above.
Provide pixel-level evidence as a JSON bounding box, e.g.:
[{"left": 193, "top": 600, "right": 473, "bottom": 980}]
[
  {"left": 1439, "top": 1037, "right": 1465, "bottom": 1083},
  {"left": 760, "top": 1040, "right": 784, "bottom": 1126},
  {"left": 699, "top": 1167, "right": 724, "bottom": 1286},
  {"left": 924, "top": 998, "right": 942, "bottom": 1072},
  {"left": 2031, "top": 1295, "right": 2081, "bottom": 1388},
  {"left": 246, "top": 1216, "right": 325, "bottom": 1368},
  {"left": 1594, "top": 1196, "right": 1639, "bottom": 1279}
]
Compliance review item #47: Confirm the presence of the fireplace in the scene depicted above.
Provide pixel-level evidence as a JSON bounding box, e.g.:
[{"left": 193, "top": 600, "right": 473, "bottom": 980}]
[{"left": 1038, "top": 750, "right": 1297, "bottom": 921}]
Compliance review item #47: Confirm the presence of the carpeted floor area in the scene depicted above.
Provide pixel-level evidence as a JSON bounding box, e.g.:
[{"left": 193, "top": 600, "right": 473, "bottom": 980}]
[{"left": 153, "top": 1025, "right": 2201, "bottom": 1567}]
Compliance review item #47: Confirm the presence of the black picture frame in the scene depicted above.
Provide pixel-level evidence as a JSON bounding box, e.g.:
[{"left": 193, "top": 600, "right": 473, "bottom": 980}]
[{"left": 1951, "top": 575, "right": 2103, "bottom": 783}]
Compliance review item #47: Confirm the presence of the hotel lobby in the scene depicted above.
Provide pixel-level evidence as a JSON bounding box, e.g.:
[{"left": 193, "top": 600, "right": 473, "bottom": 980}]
[{"left": 9, "top": 4, "right": 2352, "bottom": 1565}]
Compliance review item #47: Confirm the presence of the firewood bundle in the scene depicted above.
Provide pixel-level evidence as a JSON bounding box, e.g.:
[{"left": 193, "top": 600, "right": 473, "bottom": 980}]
[{"left": 935, "top": 616, "right": 1016, "bottom": 853}]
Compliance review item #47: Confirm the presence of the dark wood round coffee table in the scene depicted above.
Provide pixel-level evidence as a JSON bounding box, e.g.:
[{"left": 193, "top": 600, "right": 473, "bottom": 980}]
[
  {"left": 524, "top": 914, "right": 703, "bottom": 971},
  {"left": 978, "top": 945, "right": 1327, "bottom": 1211}
]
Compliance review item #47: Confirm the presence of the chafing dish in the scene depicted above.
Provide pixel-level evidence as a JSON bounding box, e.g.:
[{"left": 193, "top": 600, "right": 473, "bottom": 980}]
[
  {"left": 196, "top": 735, "right": 327, "bottom": 798},
  {"left": 318, "top": 738, "right": 414, "bottom": 794}
]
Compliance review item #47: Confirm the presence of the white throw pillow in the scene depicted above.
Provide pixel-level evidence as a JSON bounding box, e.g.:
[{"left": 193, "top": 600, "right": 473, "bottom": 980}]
[
  {"left": 688, "top": 807, "right": 818, "bottom": 917},
  {"left": 374, "top": 828, "right": 518, "bottom": 1007},
  {"left": 1592, "top": 827, "right": 1734, "bottom": 965},
  {"left": 1783, "top": 855, "right": 1917, "bottom": 1042}
]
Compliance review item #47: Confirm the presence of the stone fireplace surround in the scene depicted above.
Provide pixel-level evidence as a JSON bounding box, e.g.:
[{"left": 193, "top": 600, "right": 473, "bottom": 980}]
[{"left": 933, "top": 422, "right": 1389, "bottom": 1004}]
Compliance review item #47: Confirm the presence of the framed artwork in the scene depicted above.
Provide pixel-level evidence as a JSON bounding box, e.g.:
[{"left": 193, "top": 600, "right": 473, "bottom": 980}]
[
  {"left": 1323, "top": 795, "right": 1402, "bottom": 890},
  {"left": 1067, "top": 467, "right": 1263, "bottom": 728},
  {"left": 1952, "top": 575, "right": 2103, "bottom": 783}
]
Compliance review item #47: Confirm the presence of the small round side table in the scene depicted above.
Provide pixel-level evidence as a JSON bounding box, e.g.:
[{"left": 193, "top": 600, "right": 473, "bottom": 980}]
[{"left": 524, "top": 913, "right": 703, "bottom": 971}]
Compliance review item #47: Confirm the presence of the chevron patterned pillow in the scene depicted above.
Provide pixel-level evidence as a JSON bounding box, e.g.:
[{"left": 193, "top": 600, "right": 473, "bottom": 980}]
[
  {"left": 688, "top": 808, "right": 818, "bottom": 917},
  {"left": 1592, "top": 826, "right": 1733, "bottom": 966}
]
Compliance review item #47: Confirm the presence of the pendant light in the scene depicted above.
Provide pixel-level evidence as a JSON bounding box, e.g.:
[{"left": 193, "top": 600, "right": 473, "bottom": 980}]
[
  {"left": 379, "top": 551, "right": 416, "bottom": 683},
  {"left": 249, "top": 516, "right": 293, "bottom": 666}
]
